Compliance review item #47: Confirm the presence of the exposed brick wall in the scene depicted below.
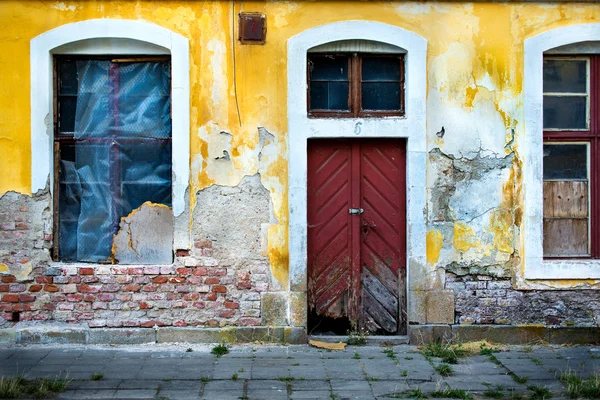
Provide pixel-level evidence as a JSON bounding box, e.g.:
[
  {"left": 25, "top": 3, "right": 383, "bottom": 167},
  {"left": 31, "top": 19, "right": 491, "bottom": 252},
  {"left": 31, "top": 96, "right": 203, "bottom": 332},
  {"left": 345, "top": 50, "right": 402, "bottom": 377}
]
[
  {"left": 0, "top": 239, "right": 270, "bottom": 328},
  {"left": 447, "top": 273, "right": 600, "bottom": 326}
]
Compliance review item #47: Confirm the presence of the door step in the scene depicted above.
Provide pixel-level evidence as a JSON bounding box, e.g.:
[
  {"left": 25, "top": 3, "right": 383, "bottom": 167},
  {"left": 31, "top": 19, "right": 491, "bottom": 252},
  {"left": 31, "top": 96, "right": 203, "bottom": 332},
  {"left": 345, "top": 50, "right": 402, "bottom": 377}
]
[{"left": 308, "top": 335, "right": 409, "bottom": 345}]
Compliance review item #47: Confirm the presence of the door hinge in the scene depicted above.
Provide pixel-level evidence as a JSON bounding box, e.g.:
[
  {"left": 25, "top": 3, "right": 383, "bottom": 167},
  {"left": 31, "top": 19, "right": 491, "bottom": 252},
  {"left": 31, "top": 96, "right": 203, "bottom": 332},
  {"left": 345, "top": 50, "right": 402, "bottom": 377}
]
[{"left": 349, "top": 208, "right": 364, "bottom": 215}]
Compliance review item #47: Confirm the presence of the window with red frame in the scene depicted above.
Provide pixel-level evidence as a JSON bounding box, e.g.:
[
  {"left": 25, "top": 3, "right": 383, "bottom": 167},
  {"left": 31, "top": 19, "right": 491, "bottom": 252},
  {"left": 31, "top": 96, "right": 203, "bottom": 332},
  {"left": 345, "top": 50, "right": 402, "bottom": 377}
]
[{"left": 542, "top": 56, "right": 598, "bottom": 257}]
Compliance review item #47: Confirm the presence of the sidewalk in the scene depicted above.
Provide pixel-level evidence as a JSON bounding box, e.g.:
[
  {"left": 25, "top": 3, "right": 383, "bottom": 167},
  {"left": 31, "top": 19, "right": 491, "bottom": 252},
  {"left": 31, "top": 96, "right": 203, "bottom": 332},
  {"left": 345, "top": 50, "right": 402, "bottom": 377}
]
[{"left": 0, "top": 343, "right": 598, "bottom": 399}]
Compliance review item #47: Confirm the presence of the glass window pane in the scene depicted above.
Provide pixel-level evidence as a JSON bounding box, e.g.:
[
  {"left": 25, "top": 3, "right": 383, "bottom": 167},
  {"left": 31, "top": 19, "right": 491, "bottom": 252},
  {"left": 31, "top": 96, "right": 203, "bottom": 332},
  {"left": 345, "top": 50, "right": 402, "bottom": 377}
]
[
  {"left": 310, "top": 81, "right": 349, "bottom": 110},
  {"left": 58, "top": 95, "right": 77, "bottom": 134},
  {"left": 543, "top": 59, "right": 587, "bottom": 93},
  {"left": 543, "top": 95, "right": 587, "bottom": 130},
  {"left": 543, "top": 143, "right": 588, "bottom": 180},
  {"left": 362, "top": 57, "right": 401, "bottom": 81},
  {"left": 309, "top": 56, "right": 349, "bottom": 81},
  {"left": 362, "top": 82, "right": 401, "bottom": 110},
  {"left": 59, "top": 60, "right": 78, "bottom": 95}
]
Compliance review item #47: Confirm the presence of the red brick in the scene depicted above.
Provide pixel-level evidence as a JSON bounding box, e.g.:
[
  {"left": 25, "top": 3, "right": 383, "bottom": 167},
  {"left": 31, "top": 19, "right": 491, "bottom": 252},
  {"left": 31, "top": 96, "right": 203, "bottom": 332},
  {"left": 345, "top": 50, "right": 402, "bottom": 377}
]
[
  {"left": 15, "top": 222, "right": 30, "bottom": 230},
  {"left": 123, "top": 284, "right": 141, "bottom": 292},
  {"left": 176, "top": 268, "right": 191, "bottom": 275},
  {"left": 192, "top": 302, "right": 205, "bottom": 308},
  {"left": 0, "top": 284, "right": 8, "bottom": 292},
  {"left": 35, "top": 276, "right": 53, "bottom": 284},
  {"left": 9, "top": 284, "right": 26, "bottom": 292},
  {"left": 183, "top": 293, "right": 199, "bottom": 301},
  {"left": 128, "top": 267, "right": 144, "bottom": 275},
  {"left": 206, "top": 293, "right": 217, "bottom": 301},
  {"left": 168, "top": 276, "right": 186, "bottom": 284},
  {"left": 29, "top": 284, "right": 43, "bottom": 292},
  {"left": 152, "top": 276, "right": 168, "bottom": 284},
  {"left": 194, "top": 240, "right": 212, "bottom": 249},
  {"left": 205, "top": 277, "right": 220, "bottom": 285},
  {"left": 237, "top": 271, "right": 250, "bottom": 281},
  {"left": 81, "top": 276, "right": 99, "bottom": 283},
  {"left": 219, "top": 310, "right": 236, "bottom": 318},
  {"left": 207, "top": 268, "right": 227, "bottom": 277},
  {"left": 142, "top": 285, "right": 158, "bottom": 292},
  {"left": 224, "top": 301, "right": 239, "bottom": 309},
  {"left": 1, "top": 276, "right": 16, "bottom": 283},
  {"left": 212, "top": 285, "right": 227, "bottom": 293},
  {"left": 193, "top": 268, "right": 208, "bottom": 276},
  {"left": 13, "top": 304, "right": 33, "bottom": 312},
  {"left": 237, "top": 282, "right": 252, "bottom": 290},
  {"left": 83, "top": 294, "right": 95, "bottom": 302},
  {"left": 2, "top": 294, "right": 18, "bottom": 302},
  {"left": 139, "top": 301, "right": 152, "bottom": 309},
  {"left": 102, "top": 284, "right": 120, "bottom": 293},
  {"left": 66, "top": 294, "right": 83, "bottom": 302},
  {"left": 43, "top": 303, "right": 56, "bottom": 311},
  {"left": 75, "top": 313, "right": 94, "bottom": 320},
  {"left": 173, "top": 320, "right": 187, "bottom": 327},
  {"left": 18, "top": 294, "right": 36, "bottom": 302},
  {"left": 140, "top": 320, "right": 156, "bottom": 328},
  {"left": 78, "top": 284, "right": 101, "bottom": 293},
  {"left": 97, "top": 293, "right": 114, "bottom": 301},
  {"left": 79, "top": 268, "right": 94, "bottom": 275},
  {"left": 239, "top": 318, "right": 260, "bottom": 326},
  {"left": 175, "top": 249, "right": 190, "bottom": 257},
  {"left": 122, "top": 320, "right": 140, "bottom": 327},
  {"left": 44, "top": 284, "right": 59, "bottom": 292}
]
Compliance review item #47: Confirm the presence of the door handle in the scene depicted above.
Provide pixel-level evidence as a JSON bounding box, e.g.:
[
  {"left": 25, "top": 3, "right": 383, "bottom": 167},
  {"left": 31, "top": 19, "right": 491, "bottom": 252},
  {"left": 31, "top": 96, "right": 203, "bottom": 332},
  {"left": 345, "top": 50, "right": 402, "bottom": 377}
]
[{"left": 349, "top": 208, "right": 364, "bottom": 215}]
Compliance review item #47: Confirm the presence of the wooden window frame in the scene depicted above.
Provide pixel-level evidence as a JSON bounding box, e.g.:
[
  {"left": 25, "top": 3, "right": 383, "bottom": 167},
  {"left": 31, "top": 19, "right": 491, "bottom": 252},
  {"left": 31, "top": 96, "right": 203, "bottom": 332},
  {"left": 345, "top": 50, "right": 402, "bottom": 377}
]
[
  {"left": 52, "top": 54, "right": 172, "bottom": 262},
  {"left": 307, "top": 53, "right": 405, "bottom": 118},
  {"left": 543, "top": 55, "right": 600, "bottom": 259}
]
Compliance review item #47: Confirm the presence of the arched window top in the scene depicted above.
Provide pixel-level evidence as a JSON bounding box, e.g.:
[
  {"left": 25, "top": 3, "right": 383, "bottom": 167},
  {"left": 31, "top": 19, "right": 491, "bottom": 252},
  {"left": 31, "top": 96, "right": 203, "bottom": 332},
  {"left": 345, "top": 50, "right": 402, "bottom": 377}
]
[{"left": 308, "top": 39, "right": 405, "bottom": 54}]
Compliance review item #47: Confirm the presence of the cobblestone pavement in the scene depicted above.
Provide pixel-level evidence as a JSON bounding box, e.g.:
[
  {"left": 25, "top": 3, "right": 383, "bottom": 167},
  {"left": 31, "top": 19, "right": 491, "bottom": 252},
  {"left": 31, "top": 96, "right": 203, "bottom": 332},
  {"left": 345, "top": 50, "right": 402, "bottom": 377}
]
[{"left": 0, "top": 343, "right": 598, "bottom": 399}]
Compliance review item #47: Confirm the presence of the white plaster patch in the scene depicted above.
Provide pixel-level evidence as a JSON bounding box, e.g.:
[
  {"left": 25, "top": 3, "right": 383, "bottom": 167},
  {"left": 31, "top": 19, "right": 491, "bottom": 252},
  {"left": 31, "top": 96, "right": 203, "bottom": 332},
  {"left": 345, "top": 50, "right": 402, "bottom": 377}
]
[
  {"left": 449, "top": 168, "right": 508, "bottom": 224},
  {"left": 207, "top": 38, "right": 228, "bottom": 123},
  {"left": 51, "top": 2, "right": 77, "bottom": 12}
]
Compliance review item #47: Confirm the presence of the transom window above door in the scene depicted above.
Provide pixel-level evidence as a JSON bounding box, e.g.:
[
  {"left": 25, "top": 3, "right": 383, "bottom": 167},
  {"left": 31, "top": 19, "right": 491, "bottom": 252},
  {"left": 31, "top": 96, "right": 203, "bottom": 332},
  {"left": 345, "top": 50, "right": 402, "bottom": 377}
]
[{"left": 307, "top": 53, "right": 405, "bottom": 118}]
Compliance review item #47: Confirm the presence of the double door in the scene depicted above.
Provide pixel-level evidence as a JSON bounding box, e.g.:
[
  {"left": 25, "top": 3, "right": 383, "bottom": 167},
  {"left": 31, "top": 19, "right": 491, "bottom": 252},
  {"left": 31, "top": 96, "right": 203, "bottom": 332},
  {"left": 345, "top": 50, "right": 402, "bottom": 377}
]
[{"left": 307, "top": 138, "right": 407, "bottom": 335}]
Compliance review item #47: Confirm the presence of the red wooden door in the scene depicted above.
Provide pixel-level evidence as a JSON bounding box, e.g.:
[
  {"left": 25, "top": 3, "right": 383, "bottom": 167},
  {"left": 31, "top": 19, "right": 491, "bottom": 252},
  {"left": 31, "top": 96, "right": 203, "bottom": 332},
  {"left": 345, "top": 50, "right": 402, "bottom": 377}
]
[{"left": 307, "top": 138, "right": 406, "bottom": 335}]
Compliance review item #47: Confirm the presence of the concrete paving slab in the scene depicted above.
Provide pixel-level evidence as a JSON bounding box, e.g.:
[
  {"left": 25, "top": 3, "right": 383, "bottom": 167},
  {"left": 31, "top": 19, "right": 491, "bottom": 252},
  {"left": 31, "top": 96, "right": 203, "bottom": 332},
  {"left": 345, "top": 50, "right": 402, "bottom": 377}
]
[
  {"left": 157, "top": 390, "right": 201, "bottom": 400},
  {"left": 246, "top": 389, "right": 288, "bottom": 399},
  {"left": 290, "top": 390, "right": 332, "bottom": 399},
  {"left": 201, "top": 390, "right": 244, "bottom": 400}
]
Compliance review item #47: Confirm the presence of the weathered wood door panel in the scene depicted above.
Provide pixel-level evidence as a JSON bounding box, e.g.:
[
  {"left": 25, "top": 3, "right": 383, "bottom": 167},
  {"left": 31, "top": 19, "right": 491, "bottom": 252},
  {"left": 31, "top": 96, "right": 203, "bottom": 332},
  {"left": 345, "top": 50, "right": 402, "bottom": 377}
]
[{"left": 307, "top": 139, "right": 406, "bottom": 335}]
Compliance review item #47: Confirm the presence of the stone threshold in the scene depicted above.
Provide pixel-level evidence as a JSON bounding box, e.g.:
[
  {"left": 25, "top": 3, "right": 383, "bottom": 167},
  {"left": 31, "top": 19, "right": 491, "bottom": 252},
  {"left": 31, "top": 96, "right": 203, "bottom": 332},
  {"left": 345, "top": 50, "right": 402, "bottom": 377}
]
[
  {"left": 309, "top": 335, "right": 409, "bottom": 345},
  {"left": 0, "top": 325, "right": 307, "bottom": 345}
]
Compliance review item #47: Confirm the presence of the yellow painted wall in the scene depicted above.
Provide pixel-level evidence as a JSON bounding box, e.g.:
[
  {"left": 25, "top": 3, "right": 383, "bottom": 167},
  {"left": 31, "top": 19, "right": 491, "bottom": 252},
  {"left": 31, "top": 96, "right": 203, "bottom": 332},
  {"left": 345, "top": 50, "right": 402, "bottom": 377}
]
[{"left": 1, "top": 1, "right": 600, "bottom": 288}]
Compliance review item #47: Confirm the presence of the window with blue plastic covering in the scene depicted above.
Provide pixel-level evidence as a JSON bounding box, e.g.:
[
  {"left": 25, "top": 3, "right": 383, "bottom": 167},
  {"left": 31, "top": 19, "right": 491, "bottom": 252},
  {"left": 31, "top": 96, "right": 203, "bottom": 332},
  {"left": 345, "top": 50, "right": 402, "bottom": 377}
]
[{"left": 53, "top": 56, "right": 172, "bottom": 263}]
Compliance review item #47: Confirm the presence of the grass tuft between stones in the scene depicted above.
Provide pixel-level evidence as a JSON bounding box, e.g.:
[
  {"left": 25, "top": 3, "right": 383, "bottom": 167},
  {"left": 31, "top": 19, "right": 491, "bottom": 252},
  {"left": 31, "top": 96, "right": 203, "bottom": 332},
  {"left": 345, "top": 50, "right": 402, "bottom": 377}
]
[
  {"left": 559, "top": 371, "right": 600, "bottom": 398},
  {"left": 211, "top": 343, "right": 229, "bottom": 358},
  {"left": 0, "top": 375, "right": 71, "bottom": 399}
]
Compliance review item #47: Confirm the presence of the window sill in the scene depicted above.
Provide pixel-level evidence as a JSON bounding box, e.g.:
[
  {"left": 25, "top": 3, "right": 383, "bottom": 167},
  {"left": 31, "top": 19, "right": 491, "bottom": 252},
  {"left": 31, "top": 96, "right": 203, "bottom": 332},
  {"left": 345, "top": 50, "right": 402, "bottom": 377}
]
[{"left": 525, "top": 258, "right": 600, "bottom": 280}]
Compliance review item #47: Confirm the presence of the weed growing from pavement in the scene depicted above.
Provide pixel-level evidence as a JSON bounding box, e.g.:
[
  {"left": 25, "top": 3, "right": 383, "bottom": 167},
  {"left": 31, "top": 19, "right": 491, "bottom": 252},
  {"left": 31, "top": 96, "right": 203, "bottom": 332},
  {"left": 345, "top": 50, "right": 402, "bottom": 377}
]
[
  {"left": 530, "top": 357, "right": 543, "bottom": 366},
  {"left": 231, "top": 374, "right": 239, "bottom": 381},
  {"left": 186, "top": 348, "right": 193, "bottom": 352},
  {"left": 0, "top": 376, "right": 71, "bottom": 399},
  {"left": 211, "top": 343, "right": 229, "bottom": 358},
  {"left": 346, "top": 329, "right": 369, "bottom": 346},
  {"left": 527, "top": 385, "right": 552, "bottom": 399},
  {"left": 383, "top": 348, "right": 396, "bottom": 359},
  {"left": 91, "top": 373, "right": 104, "bottom": 381},
  {"left": 430, "top": 388, "right": 473, "bottom": 399},
  {"left": 353, "top": 353, "right": 360, "bottom": 360},
  {"left": 405, "top": 356, "right": 414, "bottom": 360},
  {"left": 421, "top": 341, "right": 468, "bottom": 364},
  {"left": 434, "top": 363, "right": 453, "bottom": 376},
  {"left": 277, "top": 376, "right": 294, "bottom": 382},
  {"left": 510, "top": 372, "right": 529, "bottom": 384},
  {"left": 200, "top": 376, "right": 211, "bottom": 383},
  {"left": 484, "top": 388, "right": 504, "bottom": 398},
  {"left": 401, "top": 370, "right": 408, "bottom": 377},
  {"left": 559, "top": 370, "right": 600, "bottom": 398},
  {"left": 480, "top": 342, "right": 501, "bottom": 356}
]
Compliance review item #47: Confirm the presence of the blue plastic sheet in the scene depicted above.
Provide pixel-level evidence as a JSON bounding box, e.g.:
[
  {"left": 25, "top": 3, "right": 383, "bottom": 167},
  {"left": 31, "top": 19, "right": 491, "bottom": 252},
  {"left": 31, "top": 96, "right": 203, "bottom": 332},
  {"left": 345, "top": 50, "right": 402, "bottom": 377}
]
[{"left": 59, "top": 60, "right": 172, "bottom": 262}]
